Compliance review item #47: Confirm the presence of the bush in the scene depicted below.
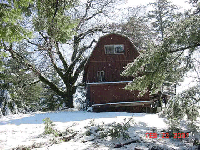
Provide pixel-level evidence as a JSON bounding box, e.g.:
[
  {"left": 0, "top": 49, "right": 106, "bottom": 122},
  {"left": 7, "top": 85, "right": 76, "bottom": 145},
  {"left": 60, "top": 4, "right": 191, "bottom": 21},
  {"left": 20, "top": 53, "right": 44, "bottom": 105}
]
[
  {"left": 84, "top": 118, "right": 132, "bottom": 140},
  {"left": 43, "top": 117, "right": 59, "bottom": 137},
  {"left": 108, "top": 122, "right": 130, "bottom": 140},
  {"left": 85, "top": 129, "right": 92, "bottom": 136}
]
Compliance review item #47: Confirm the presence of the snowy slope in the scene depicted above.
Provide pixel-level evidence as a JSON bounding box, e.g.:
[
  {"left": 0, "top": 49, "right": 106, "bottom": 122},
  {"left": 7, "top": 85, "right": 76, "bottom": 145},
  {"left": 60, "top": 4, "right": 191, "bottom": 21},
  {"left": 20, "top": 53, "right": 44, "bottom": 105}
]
[{"left": 0, "top": 110, "right": 198, "bottom": 150}]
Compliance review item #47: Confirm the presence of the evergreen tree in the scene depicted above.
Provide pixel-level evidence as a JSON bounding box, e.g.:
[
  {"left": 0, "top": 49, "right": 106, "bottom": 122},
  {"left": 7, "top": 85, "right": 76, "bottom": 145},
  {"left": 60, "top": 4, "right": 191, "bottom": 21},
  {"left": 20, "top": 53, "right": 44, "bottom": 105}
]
[
  {"left": 0, "top": 0, "right": 34, "bottom": 115},
  {"left": 110, "top": 5, "right": 153, "bottom": 50},
  {"left": 167, "top": 86, "right": 200, "bottom": 132},
  {"left": 147, "top": 0, "right": 180, "bottom": 40},
  {"left": 122, "top": 0, "right": 200, "bottom": 96},
  {"left": 122, "top": 0, "right": 200, "bottom": 131}
]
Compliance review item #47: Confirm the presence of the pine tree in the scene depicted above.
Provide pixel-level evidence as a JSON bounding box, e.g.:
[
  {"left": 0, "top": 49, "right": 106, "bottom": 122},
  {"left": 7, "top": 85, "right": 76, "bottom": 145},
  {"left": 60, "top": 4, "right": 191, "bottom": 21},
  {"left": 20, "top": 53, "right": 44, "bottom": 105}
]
[
  {"left": 148, "top": 0, "right": 180, "bottom": 40},
  {"left": 122, "top": 0, "right": 200, "bottom": 132},
  {"left": 122, "top": 0, "right": 200, "bottom": 96}
]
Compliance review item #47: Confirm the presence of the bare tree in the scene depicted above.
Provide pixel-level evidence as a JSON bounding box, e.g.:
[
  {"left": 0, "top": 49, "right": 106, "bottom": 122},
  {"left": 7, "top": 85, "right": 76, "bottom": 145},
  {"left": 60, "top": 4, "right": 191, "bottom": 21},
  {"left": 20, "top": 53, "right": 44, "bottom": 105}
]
[{"left": 4, "top": 0, "right": 124, "bottom": 108}]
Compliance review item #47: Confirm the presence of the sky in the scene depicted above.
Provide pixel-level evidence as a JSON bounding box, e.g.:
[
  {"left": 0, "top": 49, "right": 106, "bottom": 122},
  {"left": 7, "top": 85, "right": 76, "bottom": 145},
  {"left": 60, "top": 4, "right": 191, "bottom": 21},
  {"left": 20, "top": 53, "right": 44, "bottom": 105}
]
[{"left": 127, "top": 0, "right": 191, "bottom": 9}]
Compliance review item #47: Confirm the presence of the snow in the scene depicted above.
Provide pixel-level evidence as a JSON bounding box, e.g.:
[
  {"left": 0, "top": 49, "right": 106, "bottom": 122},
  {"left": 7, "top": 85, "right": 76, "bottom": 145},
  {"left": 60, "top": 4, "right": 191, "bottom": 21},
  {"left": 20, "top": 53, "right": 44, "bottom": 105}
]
[
  {"left": 86, "top": 81, "right": 132, "bottom": 85},
  {"left": 0, "top": 110, "right": 199, "bottom": 150}
]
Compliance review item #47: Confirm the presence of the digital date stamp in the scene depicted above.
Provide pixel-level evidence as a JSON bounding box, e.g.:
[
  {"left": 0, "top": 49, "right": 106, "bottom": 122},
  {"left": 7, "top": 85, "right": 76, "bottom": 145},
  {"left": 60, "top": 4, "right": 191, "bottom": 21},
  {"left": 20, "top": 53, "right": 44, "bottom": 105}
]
[{"left": 145, "top": 132, "right": 189, "bottom": 139}]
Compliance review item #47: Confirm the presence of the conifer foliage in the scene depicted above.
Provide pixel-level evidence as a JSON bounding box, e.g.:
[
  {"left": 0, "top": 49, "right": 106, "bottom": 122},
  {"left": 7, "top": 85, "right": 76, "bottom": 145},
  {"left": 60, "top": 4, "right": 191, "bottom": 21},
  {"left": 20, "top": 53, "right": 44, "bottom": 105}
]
[{"left": 122, "top": 0, "right": 200, "bottom": 131}]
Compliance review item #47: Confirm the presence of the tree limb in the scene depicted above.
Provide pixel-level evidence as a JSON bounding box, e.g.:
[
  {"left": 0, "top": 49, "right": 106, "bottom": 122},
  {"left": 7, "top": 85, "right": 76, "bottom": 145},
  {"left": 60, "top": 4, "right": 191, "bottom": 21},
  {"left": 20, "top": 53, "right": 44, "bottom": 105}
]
[
  {"left": 46, "top": 44, "right": 65, "bottom": 81},
  {"left": 5, "top": 45, "right": 64, "bottom": 96},
  {"left": 22, "top": 80, "right": 41, "bottom": 88},
  {"left": 52, "top": 0, "right": 59, "bottom": 22},
  {"left": 72, "top": 58, "right": 88, "bottom": 85},
  {"left": 169, "top": 43, "right": 200, "bottom": 53},
  {"left": 77, "top": 27, "right": 104, "bottom": 41},
  {"left": 67, "top": 39, "right": 96, "bottom": 76},
  {"left": 55, "top": 42, "right": 68, "bottom": 70},
  {"left": 76, "top": 0, "right": 93, "bottom": 30}
]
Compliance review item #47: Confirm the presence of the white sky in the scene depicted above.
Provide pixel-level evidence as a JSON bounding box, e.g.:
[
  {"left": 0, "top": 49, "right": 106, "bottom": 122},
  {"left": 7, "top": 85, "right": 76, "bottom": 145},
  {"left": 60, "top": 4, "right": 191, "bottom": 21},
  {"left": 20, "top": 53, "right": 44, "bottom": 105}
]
[{"left": 127, "top": 0, "right": 191, "bottom": 9}]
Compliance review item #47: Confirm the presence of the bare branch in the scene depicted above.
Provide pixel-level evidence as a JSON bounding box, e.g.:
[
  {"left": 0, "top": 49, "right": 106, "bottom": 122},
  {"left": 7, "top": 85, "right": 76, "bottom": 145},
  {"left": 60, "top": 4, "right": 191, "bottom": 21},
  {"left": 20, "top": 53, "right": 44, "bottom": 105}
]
[
  {"left": 46, "top": 44, "right": 65, "bottom": 80},
  {"left": 78, "top": 26, "right": 105, "bottom": 41},
  {"left": 76, "top": 0, "right": 111, "bottom": 30},
  {"left": 39, "top": 32, "right": 48, "bottom": 42},
  {"left": 5, "top": 45, "right": 64, "bottom": 96},
  {"left": 76, "top": 0, "right": 93, "bottom": 30},
  {"left": 27, "top": 40, "right": 41, "bottom": 47},
  {"left": 67, "top": 39, "right": 96, "bottom": 76},
  {"left": 55, "top": 42, "right": 68, "bottom": 70}
]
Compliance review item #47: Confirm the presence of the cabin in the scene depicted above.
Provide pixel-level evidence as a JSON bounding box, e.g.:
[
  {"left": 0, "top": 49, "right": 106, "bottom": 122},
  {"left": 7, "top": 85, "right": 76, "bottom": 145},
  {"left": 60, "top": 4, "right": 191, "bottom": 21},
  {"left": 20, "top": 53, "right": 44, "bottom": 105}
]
[{"left": 83, "top": 33, "right": 152, "bottom": 112}]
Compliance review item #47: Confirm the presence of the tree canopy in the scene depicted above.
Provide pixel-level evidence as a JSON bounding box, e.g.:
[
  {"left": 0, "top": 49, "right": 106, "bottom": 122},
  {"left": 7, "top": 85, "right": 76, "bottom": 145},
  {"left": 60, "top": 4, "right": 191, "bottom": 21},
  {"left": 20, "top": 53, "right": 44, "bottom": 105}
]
[
  {"left": 1, "top": 0, "right": 124, "bottom": 109},
  {"left": 122, "top": 0, "right": 200, "bottom": 96},
  {"left": 0, "top": 0, "right": 33, "bottom": 45}
]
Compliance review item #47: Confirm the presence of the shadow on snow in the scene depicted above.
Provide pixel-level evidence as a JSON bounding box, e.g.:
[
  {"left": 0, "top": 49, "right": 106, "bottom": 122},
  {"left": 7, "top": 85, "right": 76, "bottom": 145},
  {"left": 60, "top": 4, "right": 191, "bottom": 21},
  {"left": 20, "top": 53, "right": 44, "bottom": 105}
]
[{"left": 0, "top": 111, "right": 147, "bottom": 125}]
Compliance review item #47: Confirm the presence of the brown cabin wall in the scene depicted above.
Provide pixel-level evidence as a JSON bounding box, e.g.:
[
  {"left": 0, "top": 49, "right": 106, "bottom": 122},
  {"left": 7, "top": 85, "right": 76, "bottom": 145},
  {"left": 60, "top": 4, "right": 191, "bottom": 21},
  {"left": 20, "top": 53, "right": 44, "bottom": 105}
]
[
  {"left": 83, "top": 34, "right": 151, "bottom": 112},
  {"left": 84, "top": 34, "right": 139, "bottom": 83},
  {"left": 86, "top": 61, "right": 133, "bottom": 82},
  {"left": 89, "top": 83, "right": 149, "bottom": 105}
]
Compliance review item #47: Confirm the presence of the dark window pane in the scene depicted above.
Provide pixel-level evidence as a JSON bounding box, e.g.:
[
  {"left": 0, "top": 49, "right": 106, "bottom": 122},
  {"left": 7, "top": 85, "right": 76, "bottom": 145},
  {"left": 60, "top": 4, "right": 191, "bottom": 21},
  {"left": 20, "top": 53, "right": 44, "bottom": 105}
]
[
  {"left": 114, "top": 45, "right": 124, "bottom": 53},
  {"left": 105, "top": 45, "right": 114, "bottom": 54}
]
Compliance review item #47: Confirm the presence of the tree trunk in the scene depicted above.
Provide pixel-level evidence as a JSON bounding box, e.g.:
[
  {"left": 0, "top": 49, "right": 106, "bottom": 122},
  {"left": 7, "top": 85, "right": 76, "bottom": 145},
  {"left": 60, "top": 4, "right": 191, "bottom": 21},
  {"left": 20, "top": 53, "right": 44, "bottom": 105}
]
[
  {"left": 62, "top": 94, "right": 74, "bottom": 108},
  {"left": 67, "top": 95, "right": 74, "bottom": 108},
  {"left": 63, "top": 86, "right": 77, "bottom": 108}
]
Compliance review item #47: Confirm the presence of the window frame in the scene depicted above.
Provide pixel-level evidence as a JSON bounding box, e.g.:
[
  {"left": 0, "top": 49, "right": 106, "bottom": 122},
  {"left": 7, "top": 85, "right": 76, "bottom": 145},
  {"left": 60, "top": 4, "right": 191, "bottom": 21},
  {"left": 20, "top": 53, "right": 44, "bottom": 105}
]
[{"left": 104, "top": 44, "right": 124, "bottom": 54}]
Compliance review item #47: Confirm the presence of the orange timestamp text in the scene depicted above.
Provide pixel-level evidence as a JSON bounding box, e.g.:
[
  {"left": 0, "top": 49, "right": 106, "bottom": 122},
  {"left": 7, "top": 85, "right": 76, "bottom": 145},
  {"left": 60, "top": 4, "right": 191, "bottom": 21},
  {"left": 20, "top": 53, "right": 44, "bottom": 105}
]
[{"left": 145, "top": 132, "right": 189, "bottom": 139}]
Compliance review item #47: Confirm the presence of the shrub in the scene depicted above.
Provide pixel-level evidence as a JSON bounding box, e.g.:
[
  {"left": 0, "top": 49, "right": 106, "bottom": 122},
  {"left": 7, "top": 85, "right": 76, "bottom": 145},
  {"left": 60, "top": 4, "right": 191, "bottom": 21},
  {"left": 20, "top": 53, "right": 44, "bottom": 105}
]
[
  {"left": 43, "top": 117, "right": 59, "bottom": 137},
  {"left": 108, "top": 122, "right": 130, "bottom": 140},
  {"left": 85, "top": 129, "right": 92, "bottom": 136},
  {"left": 84, "top": 120, "right": 131, "bottom": 140}
]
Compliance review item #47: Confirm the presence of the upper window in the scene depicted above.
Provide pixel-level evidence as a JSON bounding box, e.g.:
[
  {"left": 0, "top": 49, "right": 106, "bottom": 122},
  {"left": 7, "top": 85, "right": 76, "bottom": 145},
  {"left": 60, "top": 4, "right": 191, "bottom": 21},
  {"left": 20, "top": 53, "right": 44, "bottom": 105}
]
[{"left": 104, "top": 45, "right": 124, "bottom": 54}]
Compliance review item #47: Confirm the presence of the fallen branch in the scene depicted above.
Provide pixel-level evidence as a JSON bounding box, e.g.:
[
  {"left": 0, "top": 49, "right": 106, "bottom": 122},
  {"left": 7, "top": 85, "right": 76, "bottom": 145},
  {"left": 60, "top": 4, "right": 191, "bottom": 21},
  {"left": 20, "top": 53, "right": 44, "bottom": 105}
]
[
  {"left": 114, "top": 139, "right": 140, "bottom": 148},
  {"left": 62, "top": 133, "right": 77, "bottom": 142}
]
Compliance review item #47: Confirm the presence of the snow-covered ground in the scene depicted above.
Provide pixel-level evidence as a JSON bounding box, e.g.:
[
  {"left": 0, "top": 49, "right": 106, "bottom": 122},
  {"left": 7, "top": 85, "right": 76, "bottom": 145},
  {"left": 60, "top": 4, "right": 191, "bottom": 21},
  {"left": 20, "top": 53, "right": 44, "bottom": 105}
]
[{"left": 0, "top": 110, "right": 199, "bottom": 150}]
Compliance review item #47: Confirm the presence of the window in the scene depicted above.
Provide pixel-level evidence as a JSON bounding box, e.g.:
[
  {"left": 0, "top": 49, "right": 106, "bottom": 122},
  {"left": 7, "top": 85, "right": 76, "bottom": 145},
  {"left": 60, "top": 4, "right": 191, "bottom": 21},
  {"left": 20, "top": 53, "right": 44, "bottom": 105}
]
[
  {"left": 97, "top": 71, "right": 105, "bottom": 82},
  {"left": 105, "top": 45, "right": 124, "bottom": 54},
  {"left": 114, "top": 45, "right": 124, "bottom": 54},
  {"left": 105, "top": 45, "right": 114, "bottom": 54}
]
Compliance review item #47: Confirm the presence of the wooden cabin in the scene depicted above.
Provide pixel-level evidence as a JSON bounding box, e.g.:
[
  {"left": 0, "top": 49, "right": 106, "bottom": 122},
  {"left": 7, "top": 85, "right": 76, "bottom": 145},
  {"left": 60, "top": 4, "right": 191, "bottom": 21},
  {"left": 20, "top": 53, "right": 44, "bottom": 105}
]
[{"left": 83, "top": 33, "right": 152, "bottom": 112}]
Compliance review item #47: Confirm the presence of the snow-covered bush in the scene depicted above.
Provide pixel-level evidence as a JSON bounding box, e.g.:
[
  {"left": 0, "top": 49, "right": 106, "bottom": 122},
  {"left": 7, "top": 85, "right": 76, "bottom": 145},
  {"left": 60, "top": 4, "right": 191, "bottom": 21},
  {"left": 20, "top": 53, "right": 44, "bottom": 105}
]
[
  {"left": 84, "top": 118, "right": 132, "bottom": 140},
  {"left": 108, "top": 122, "right": 130, "bottom": 140},
  {"left": 43, "top": 117, "right": 59, "bottom": 137}
]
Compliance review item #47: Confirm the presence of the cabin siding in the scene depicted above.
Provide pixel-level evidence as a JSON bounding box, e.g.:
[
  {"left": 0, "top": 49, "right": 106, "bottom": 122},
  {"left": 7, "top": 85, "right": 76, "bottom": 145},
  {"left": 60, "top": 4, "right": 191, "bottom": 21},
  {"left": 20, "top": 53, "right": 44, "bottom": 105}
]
[
  {"left": 88, "top": 83, "right": 149, "bottom": 105},
  {"left": 83, "top": 33, "right": 150, "bottom": 112},
  {"left": 86, "top": 60, "right": 133, "bottom": 83},
  {"left": 84, "top": 34, "right": 139, "bottom": 83}
]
